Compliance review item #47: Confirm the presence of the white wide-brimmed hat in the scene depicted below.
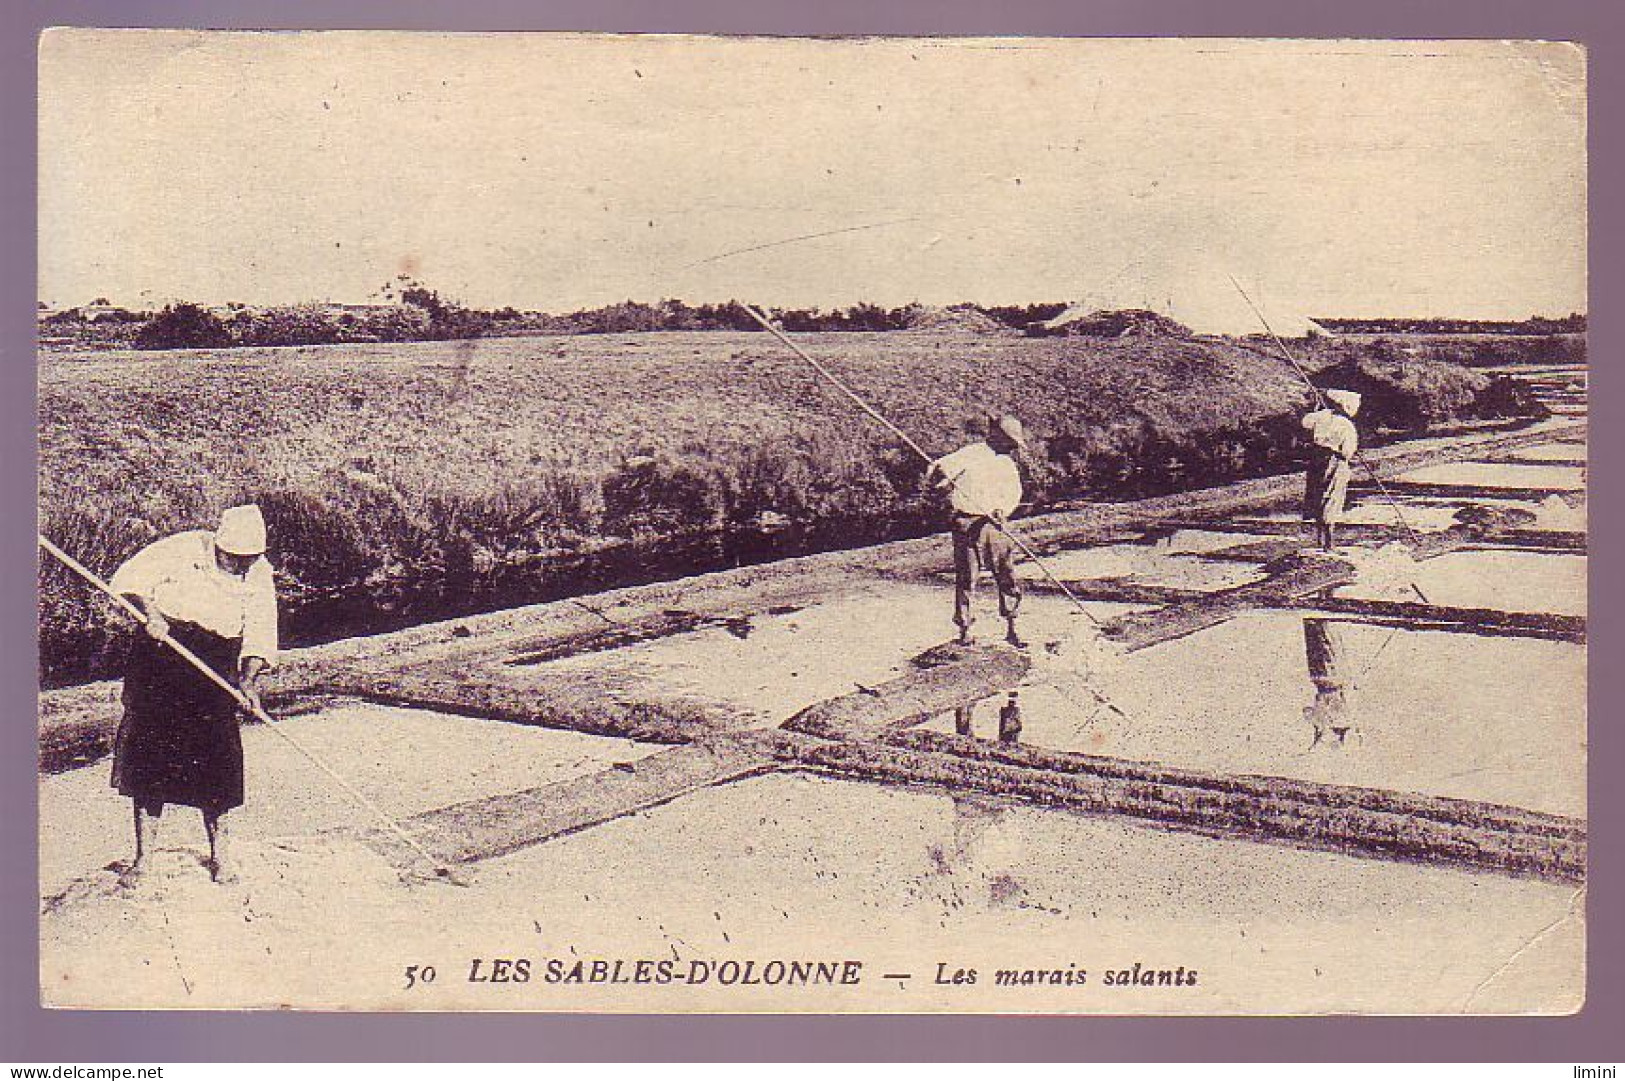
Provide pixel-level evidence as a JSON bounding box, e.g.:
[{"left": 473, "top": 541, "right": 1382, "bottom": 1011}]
[
  {"left": 215, "top": 504, "right": 267, "bottom": 557},
  {"left": 1325, "top": 389, "right": 1362, "bottom": 417},
  {"left": 989, "top": 413, "right": 1028, "bottom": 449}
]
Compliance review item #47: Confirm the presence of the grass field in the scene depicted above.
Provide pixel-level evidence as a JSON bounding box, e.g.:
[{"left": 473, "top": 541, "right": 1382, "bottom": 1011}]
[{"left": 38, "top": 330, "right": 1549, "bottom": 685}]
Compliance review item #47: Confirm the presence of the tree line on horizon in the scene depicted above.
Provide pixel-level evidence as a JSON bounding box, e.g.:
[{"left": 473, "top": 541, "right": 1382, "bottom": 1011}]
[{"left": 37, "top": 281, "right": 1586, "bottom": 352}]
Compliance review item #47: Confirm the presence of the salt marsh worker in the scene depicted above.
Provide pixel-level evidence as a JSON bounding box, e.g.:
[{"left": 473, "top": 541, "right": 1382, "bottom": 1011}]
[
  {"left": 1301, "top": 389, "right": 1362, "bottom": 551},
  {"left": 927, "top": 414, "right": 1027, "bottom": 648},
  {"left": 109, "top": 504, "right": 278, "bottom": 884}
]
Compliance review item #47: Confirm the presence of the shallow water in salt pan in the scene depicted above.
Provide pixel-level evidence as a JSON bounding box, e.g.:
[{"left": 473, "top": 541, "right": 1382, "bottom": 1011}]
[
  {"left": 1394, "top": 462, "right": 1584, "bottom": 491},
  {"left": 1334, "top": 548, "right": 1585, "bottom": 616},
  {"left": 925, "top": 609, "right": 1585, "bottom": 817},
  {"left": 526, "top": 580, "right": 1141, "bottom": 725},
  {"left": 1251, "top": 502, "right": 1468, "bottom": 529},
  {"left": 1016, "top": 542, "right": 1263, "bottom": 591},
  {"left": 1497, "top": 442, "right": 1587, "bottom": 462}
]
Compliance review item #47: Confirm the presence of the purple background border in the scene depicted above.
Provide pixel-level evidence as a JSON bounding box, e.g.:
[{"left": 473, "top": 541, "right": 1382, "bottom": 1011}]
[{"left": 2, "top": 0, "right": 1618, "bottom": 1063}]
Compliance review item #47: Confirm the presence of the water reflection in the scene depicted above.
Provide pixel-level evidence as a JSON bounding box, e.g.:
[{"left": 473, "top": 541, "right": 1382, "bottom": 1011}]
[
  {"left": 1302, "top": 616, "right": 1357, "bottom": 749},
  {"left": 952, "top": 690, "right": 1024, "bottom": 744}
]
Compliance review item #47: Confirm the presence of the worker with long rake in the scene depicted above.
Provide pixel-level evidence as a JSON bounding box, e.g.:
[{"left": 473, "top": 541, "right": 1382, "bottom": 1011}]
[
  {"left": 101, "top": 504, "right": 278, "bottom": 885},
  {"left": 42, "top": 516, "right": 464, "bottom": 888},
  {"left": 1301, "top": 389, "right": 1362, "bottom": 551},
  {"left": 735, "top": 305, "right": 1132, "bottom": 731},
  {"left": 926, "top": 414, "right": 1030, "bottom": 649}
]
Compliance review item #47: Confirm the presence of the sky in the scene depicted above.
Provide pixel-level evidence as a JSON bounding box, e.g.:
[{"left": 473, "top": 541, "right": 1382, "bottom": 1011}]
[{"left": 38, "top": 32, "right": 1587, "bottom": 319}]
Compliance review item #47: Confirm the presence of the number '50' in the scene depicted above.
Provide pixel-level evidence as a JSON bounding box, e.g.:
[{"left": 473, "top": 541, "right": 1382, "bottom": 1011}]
[{"left": 404, "top": 964, "right": 436, "bottom": 990}]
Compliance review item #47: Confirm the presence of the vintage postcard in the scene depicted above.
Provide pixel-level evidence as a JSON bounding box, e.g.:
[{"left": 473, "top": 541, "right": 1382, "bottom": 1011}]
[{"left": 36, "top": 31, "right": 1586, "bottom": 1013}]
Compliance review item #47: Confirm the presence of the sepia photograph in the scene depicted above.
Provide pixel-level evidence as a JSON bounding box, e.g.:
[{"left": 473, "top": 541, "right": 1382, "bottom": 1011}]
[{"left": 35, "top": 30, "right": 1587, "bottom": 1013}]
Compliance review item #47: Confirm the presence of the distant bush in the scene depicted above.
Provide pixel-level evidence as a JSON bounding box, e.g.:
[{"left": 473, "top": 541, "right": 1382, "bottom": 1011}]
[
  {"left": 133, "top": 303, "right": 233, "bottom": 350},
  {"left": 1318, "top": 314, "right": 1586, "bottom": 335},
  {"left": 585, "top": 301, "right": 666, "bottom": 334},
  {"left": 982, "top": 302, "right": 1072, "bottom": 329},
  {"left": 37, "top": 308, "right": 145, "bottom": 350},
  {"left": 568, "top": 299, "right": 764, "bottom": 334},
  {"left": 399, "top": 282, "right": 487, "bottom": 340},
  {"left": 227, "top": 304, "right": 345, "bottom": 347},
  {"left": 219, "top": 303, "right": 438, "bottom": 347},
  {"left": 44, "top": 305, "right": 146, "bottom": 327}
]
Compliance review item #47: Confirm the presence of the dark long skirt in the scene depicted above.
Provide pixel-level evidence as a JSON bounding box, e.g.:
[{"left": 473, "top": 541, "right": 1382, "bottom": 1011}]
[{"left": 111, "top": 620, "right": 245, "bottom": 816}]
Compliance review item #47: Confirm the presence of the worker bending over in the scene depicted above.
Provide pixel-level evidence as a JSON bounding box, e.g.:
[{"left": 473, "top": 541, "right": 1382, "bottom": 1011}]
[{"left": 109, "top": 504, "right": 278, "bottom": 884}]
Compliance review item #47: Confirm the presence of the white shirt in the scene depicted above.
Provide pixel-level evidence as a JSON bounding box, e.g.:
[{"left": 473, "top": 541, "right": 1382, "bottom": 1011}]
[
  {"left": 931, "top": 441, "right": 1024, "bottom": 519},
  {"left": 110, "top": 531, "right": 279, "bottom": 667},
  {"left": 1301, "top": 409, "right": 1358, "bottom": 459}
]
